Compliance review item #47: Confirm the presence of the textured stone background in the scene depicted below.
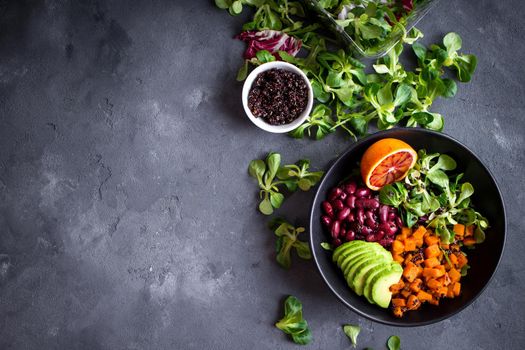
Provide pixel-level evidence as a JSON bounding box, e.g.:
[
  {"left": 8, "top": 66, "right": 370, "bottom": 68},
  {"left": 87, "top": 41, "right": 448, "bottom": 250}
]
[{"left": 0, "top": 0, "right": 524, "bottom": 349}]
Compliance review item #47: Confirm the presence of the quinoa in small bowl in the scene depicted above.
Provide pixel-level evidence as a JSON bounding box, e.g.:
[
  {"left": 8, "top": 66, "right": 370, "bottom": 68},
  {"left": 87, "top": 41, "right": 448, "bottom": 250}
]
[{"left": 242, "top": 61, "right": 313, "bottom": 133}]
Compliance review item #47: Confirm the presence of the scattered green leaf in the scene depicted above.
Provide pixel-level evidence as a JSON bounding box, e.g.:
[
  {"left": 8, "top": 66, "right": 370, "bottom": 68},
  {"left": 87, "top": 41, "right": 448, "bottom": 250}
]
[
  {"left": 343, "top": 324, "right": 360, "bottom": 348},
  {"left": 387, "top": 335, "right": 401, "bottom": 350},
  {"left": 275, "top": 296, "right": 312, "bottom": 345},
  {"left": 270, "top": 218, "right": 311, "bottom": 269}
]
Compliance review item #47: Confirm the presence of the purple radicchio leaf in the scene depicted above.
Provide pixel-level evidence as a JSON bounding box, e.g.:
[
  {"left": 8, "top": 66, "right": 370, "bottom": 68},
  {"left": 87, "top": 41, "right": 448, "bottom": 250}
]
[{"left": 235, "top": 30, "right": 302, "bottom": 60}]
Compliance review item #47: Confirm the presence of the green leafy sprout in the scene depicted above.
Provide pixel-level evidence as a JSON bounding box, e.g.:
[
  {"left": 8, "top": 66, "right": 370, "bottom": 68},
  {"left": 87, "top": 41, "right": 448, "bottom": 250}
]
[
  {"left": 275, "top": 295, "right": 312, "bottom": 345},
  {"left": 378, "top": 149, "right": 489, "bottom": 244},
  {"left": 248, "top": 152, "right": 324, "bottom": 215},
  {"left": 343, "top": 324, "right": 361, "bottom": 348},
  {"left": 387, "top": 335, "right": 401, "bottom": 350},
  {"left": 215, "top": 1, "right": 478, "bottom": 140},
  {"left": 269, "top": 218, "right": 311, "bottom": 269}
]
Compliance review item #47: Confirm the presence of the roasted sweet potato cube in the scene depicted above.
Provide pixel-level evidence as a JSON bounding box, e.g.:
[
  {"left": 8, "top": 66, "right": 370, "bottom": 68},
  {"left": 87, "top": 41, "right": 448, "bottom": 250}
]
[
  {"left": 393, "top": 254, "right": 404, "bottom": 263},
  {"left": 392, "top": 298, "right": 406, "bottom": 307},
  {"left": 407, "top": 295, "right": 421, "bottom": 310},
  {"left": 423, "top": 267, "right": 445, "bottom": 279},
  {"left": 427, "top": 278, "right": 441, "bottom": 290},
  {"left": 436, "top": 286, "right": 448, "bottom": 297},
  {"left": 439, "top": 274, "right": 452, "bottom": 287},
  {"left": 424, "top": 244, "right": 441, "bottom": 259},
  {"left": 401, "top": 289, "right": 411, "bottom": 299},
  {"left": 424, "top": 234, "right": 440, "bottom": 246},
  {"left": 452, "top": 282, "right": 461, "bottom": 296},
  {"left": 417, "top": 290, "right": 433, "bottom": 302},
  {"left": 449, "top": 254, "right": 458, "bottom": 266},
  {"left": 390, "top": 281, "right": 405, "bottom": 293},
  {"left": 456, "top": 253, "right": 468, "bottom": 268},
  {"left": 400, "top": 227, "right": 411, "bottom": 240},
  {"left": 404, "top": 237, "right": 417, "bottom": 252},
  {"left": 424, "top": 257, "right": 440, "bottom": 268},
  {"left": 453, "top": 224, "right": 465, "bottom": 238},
  {"left": 403, "top": 263, "right": 419, "bottom": 283},
  {"left": 448, "top": 268, "right": 461, "bottom": 283},
  {"left": 409, "top": 278, "right": 423, "bottom": 292},
  {"left": 393, "top": 306, "right": 404, "bottom": 318},
  {"left": 428, "top": 297, "right": 440, "bottom": 306},
  {"left": 392, "top": 240, "right": 404, "bottom": 254},
  {"left": 463, "top": 237, "right": 476, "bottom": 246},
  {"left": 465, "top": 225, "right": 474, "bottom": 237},
  {"left": 412, "top": 226, "right": 426, "bottom": 240}
]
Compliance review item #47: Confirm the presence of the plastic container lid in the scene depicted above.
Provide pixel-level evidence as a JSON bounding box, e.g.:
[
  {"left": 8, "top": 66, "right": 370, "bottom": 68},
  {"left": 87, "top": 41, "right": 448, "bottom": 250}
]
[{"left": 303, "top": 0, "right": 440, "bottom": 59}]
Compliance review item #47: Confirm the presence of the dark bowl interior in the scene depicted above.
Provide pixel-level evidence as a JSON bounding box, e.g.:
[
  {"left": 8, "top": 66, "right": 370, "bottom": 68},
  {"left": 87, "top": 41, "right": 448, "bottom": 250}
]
[{"left": 309, "top": 129, "right": 506, "bottom": 326}]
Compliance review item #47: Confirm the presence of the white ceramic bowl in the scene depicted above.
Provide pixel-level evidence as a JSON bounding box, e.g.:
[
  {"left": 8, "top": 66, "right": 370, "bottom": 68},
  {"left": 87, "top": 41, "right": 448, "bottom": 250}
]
[{"left": 242, "top": 61, "right": 313, "bottom": 133}]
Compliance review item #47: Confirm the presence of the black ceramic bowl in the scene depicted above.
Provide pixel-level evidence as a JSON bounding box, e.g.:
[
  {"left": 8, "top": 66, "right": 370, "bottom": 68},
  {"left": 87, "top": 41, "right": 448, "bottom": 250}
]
[{"left": 309, "top": 129, "right": 506, "bottom": 326}]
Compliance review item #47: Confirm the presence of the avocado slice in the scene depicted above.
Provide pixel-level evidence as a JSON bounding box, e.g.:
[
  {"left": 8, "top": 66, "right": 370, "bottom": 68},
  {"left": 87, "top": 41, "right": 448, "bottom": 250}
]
[
  {"left": 334, "top": 241, "right": 374, "bottom": 267},
  {"left": 371, "top": 263, "right": 403, "bottom": 308},
  {"left": 335, "top": 244, "right": 367, "bottom": 268},
  {"left": 339, "top": 248, "right": 378, "bottom": 274},
  {"left": 363, "top": 263, "right": 394, "bottom": 303},
  {"left": 338, "top": 242, "right": 386, "bottom": 271},
  {"left": 352, "top": 260, "right": 390, "bottom": 297},
  {"left": 344, "top": 249, "right": 392, "bottom": 289},
  {"left": 332, "top": 240, "right": 368, "bottom": 263}
]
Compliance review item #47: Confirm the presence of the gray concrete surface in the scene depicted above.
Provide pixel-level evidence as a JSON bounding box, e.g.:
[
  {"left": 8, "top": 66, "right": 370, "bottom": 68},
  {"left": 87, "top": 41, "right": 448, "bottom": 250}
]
[{"left": 0, "top": 0, "right": 524, "bottom": 349}]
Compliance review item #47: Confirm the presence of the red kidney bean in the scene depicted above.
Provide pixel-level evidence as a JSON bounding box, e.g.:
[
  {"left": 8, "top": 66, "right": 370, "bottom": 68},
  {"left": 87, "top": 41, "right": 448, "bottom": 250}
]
[
  {"left": 343, "top": 182, "right": 357, "bottom": 194},
  {"left": 346, "top": 211, "right": 355, "bottom": 223},
  {"left": 355, "top": 187, "right": 370, "bottom": 198},
  {"left": 332, "top": 199, "right": 344, "bottom": 211},
  {"left": 361, "top": 225, "right": 373, "bottom": 235},
  {"left": 337, "top": 207, "right": 351, "bottom": 221},
  {"left": 379, "top": 237, "right": 394, "bottom": 247},
  {"left": 376, "top": 231, "right": 385, "bottom": 240},
  {"left": 330, "top": 220, "right": 341, "bottom": 238},
  {"left": 355, "top": 198, "right": 378, "bottom": 209},
  {"left": 365, "top": 210, "right": 375, "bottom": 221},
  {"left": 333, "top": 238, "right": 342, "bottom": 247},
  {"left": 345, "top": 195, "right": 356, "bottom": 209},
  {"left": 395, "top": 216, "right": 403, "bottom": 228},
  {"left": 340, "top": 227, "right": 347, "bottom": 237},
  {"left": 321, "top": 215, "right": 332, "bottom": 227},
  {"left": 380, "top": 205, "right": 389, "bottom": 223},
  {"left": 339, "top": 191, "right": 347, "bottom": 201},
  {"left": 388, "top": 212, "right": 396, "bottom": 220},
  {"left": 386, "top": 223, "right": 398, "bottom": 236},
  {"left": 365, "top": 218, "right": 376, "bottom": 228},
  {"left": 366, "top": 233, "right": 377, "bottom": 242},
  {"left": 328, "top": 187, "right": 343, "bottom": 201},
  {"left": 346, "top": 230, "right": 356, "bottom": 241},
  {"left": 356, "top": 208, "right": 365, "bottom": 226},
  {"left": 322, "top": 201, "right": 334, "bottom": 217}
]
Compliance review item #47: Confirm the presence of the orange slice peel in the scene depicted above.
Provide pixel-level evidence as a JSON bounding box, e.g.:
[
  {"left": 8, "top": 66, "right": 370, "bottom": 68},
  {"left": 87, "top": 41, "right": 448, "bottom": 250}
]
[{"left": 360, "top": 138, "right": 417, "bottom": 191}]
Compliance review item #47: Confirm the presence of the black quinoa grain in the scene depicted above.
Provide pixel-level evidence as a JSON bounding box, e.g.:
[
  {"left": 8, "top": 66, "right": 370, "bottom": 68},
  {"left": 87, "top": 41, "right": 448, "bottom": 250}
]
[{"left": 247, "top": 68, "right": 308, "bottom": 125}]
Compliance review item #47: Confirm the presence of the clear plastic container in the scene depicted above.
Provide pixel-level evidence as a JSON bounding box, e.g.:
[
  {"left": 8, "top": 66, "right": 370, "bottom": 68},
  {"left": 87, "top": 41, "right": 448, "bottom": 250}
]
[{"left": 303, "top": 0, "right": 439, "bottom": 59}]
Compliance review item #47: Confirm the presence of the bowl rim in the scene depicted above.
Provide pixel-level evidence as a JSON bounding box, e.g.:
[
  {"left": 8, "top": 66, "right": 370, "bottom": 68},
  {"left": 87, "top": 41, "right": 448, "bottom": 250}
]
[
  {"left": 241, "top": 61, "right": 313, "bottom": 133},
  {"left": 308, "top": 128, "right": 507, "bottom": 327}
]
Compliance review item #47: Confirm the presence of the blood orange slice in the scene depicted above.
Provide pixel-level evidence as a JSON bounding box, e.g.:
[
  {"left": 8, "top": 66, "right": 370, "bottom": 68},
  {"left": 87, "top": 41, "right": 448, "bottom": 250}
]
[{"left": 360, "top": 138, "right": 417, "bottom": 191}]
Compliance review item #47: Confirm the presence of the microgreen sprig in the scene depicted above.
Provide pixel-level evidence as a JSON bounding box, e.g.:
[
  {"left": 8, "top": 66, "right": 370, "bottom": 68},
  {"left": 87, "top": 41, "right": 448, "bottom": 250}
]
[
  {"left": 379, "top": 150, "right": 489, "bottom": 243},
  {"left": 270, "top": 218, "right": 311, "bottom": 269},
  {"left": 275, "top": 295, "right": 312, "bottom": 345},
  {"left": 248, "top": 152, "right": 324, "bottom": 215}
]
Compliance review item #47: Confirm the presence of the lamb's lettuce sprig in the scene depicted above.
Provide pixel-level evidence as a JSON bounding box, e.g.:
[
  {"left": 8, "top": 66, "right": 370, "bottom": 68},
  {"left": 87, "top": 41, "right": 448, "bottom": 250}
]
[
  {"left": 269, "top": 218, "right": 311, "bottom": 269},
  {"left": 379, "top": 150, "right": 489, "bottom": 244},
  {"left": 248, "top": 152, "right": 324, "bottom": 215},
  {"left": 215, "top": 2, "right": 477, "bottom": 139}
]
